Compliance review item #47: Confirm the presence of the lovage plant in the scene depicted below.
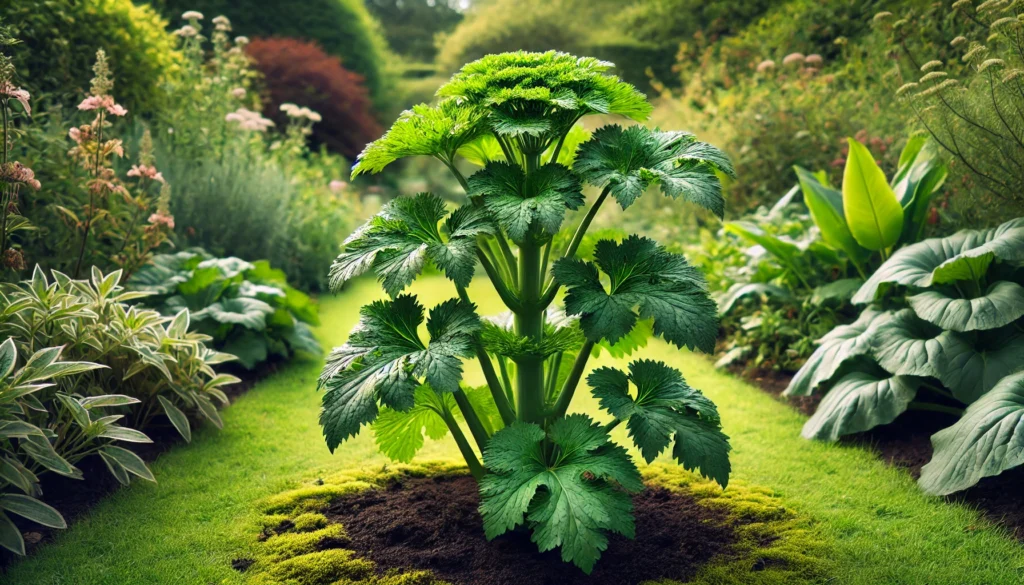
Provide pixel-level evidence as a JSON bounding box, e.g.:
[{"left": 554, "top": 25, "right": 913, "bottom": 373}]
[{"left": 320, "top": 52, "right": 733, "bottom": 573}]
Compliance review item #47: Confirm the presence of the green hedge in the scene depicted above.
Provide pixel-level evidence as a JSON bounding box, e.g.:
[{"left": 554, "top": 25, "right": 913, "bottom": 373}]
[
  {"left": 1, "top": 0, "right": 180, "bottom": 114},
  {"left": 155, "top": 0, "right": 391, "bottom": 104}
]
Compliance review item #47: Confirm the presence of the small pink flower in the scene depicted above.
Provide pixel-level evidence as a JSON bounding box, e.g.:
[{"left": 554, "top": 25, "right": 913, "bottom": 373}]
[
  {"left": 107, "top": 103, "right": 127, "bottom": 117},
  {"left": 782, "top": 52, "right": 806, "bottom": 66},
  {"left": 68, "top": 127, "right": 82, "bottom": 143},
  {"left": 805, "top": 54, "right": 824, "bottom": 66},
  {"left": 0, "top": 82, "right": 31, "bottom": 115},
  {"left": 756, "top": 60, "right": 775, "bottom": 73},
  {"left": 78, "top": 95, "right": 105, "bottom": 111},
  {"left": 0, "top": 162, "right": 41, "bottom": 190},
  {"left": 148, "top": 212, "right": 175, "bottom": 229},
  {"left": 329, "top": 180, "right": 348, "bottom": 192},
  {"left": 128, "top": 164, "right": 166, "bottom": 183},
  {"left": 231, "top": 87, "right": 246, "bottom": 99}
]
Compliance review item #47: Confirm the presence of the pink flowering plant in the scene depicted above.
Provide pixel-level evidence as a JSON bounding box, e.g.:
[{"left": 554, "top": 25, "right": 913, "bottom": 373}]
[{"left": 0, "top": 23, "right": 37, "bottom": 273}]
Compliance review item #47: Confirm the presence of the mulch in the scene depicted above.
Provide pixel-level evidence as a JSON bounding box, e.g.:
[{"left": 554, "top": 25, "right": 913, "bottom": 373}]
[
  {"left": 732, "top": 365, "right": 1024, "bottom": 541},
  {"left": 326, "top": 475, "right": 739, "bottom": 585},
  {"left": 0, "top": 360, "right": 280, "bottom": 569}
]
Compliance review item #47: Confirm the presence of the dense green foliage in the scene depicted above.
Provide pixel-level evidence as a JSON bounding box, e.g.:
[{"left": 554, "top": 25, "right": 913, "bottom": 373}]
[
  {"left": 129, "top": 251, "right": 321, "bottom": 370},
  {"left": 322, "top": 51, "right": 733, "bottom": 572},
  {"left": 366, "top": 0, "right": 463, "bottom": 63},
  {"left": 154, "top": 0, "right": 391, "bottom": 104},
  {"left": 0, "top": 267, "right": 238, "bottom": 553},
  {"left": 788, "top": 218, "right": 1024, "bottom": 494},
  {"left": 0, "top": 0, "right": 180, "bottom": 113}
]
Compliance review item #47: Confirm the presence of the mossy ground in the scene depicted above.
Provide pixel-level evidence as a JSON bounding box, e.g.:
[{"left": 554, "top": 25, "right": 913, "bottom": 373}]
[
  {"left": 4, "top": 276, "right": 1023, "bottom": 584},
  {"left": 241, "top": 463, "right": 828, "bottom": 585}
]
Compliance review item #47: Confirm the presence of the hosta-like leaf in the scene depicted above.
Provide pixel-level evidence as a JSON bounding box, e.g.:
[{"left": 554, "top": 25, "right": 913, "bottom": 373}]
[
  {"left": 785, "top": 309, "right": 892, "bottom": 397},
  {"left": 802, "top": 371, "right": 920, "bottom": 441},
  {"left": 196, "top": 297, "right": 273, "bottom": 330},
  {"left": 352, "top": 100, "right": 488, "bottom": 176},
  {"left": 588, "top": 360, "right": 729, "bottom": 487},
  {"left": 329, "top": 193, "right": 492, "bottom": 294},
  {"left": 919, "top": 372, "right": 1024, "bottom": 495},
  {"left": 574, "top": 125, "right": 733, "bottom": 216},
  {"left": 319, "top": 296, "right": 479, "bottom": 450},
  {"left": 467, "top": 162, "right": 583, "bottom": 243},
  {"left": 908, "top": 281, "right": 1024, "bottom": 332},
  {"left": 479, "top": 414, "right": 643, "bottom": 574},
  {"left": 372, "top": 385, "right": 454, "bottom": 463},
  {"left": 854, "top": 218, "right": 1024, "bottom": 303},
  {"left": 934, "top": 326, "right": 1024, "bottom": 404},
  {"left": 869, "top": 309, "right": 958, "bottom": 379},
  {"left": 554, "top": 236, "right": 717, "bottom": 352},
  {"left": 842, "top": 138, "right": 903, "bottom": 251}
]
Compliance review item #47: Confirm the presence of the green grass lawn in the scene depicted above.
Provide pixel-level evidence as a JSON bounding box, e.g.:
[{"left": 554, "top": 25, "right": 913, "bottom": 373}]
[{"left": 4, "top": 276, "right": 1024, "bottom": 585}]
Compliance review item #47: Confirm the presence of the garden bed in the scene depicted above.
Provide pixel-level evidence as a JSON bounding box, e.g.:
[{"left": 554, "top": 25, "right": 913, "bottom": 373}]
[{"left": 732, "top": 364, "right": 1024, "bottom": 540}]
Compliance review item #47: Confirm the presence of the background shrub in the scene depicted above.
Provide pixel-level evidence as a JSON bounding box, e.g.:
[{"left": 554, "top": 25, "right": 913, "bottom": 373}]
[
  {"left": 246, "top": 37, "right": 382, "bottom": 160},
  {"left": 154, "top": 0, "right": 391, "bottom": 105},
  {"left": 365, "top": 0, "right": 463, "bottom": 64},
  {"left": 0, "top": 0, "right": 179, "bottom": 113}
]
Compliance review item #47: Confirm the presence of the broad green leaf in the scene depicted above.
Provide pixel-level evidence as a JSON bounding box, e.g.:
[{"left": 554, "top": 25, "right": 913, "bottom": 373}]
[
  {"left": 894, "top": 139, "right": 947, "bottom": 244},
  {"left": 935, "top": 326, "right": 1024, "bottom": 404},
  {"left": 854, "top": 218, "right": 1024, "bottom": 303},
  {"left": 718, "top": 283, "right": 793, "bottom": 316},
  {"left": 98, "top": 450, "right": 130, "bottom": 485},
  {"left": 166, "top": 309, "right": 190, "bottom": 338},
  {"left": 353, "top": 101, "right": 487, "bottom": 176},
  {"left": 795, "top": 166, "right": 869, "bottom": 262},
  {"left": 56, "top": 394, "right": 91, "bottom": 428},
  {"left": 0, "top": 512, "right": 24, "bottom": 555},
  {"left": 918, "top": 372, "right": 1024, "bottom": 495},
  {"left": 21, "top": 435, "right": 79, "bottom": 478},
  {"left": 592, "top": 318, "right": 653, "bottom": 359},
  {"left": 158, "top": 396, "right": 191, "bottom": 442},
  {"left": 802, "top": 371, "right": 920, "bottom": 441},
  {"left": 908, "top": 281, "right": 1024, "bottom": 332},
  {"left": 100, "top": 446, "right": 155, "bottom": 482},
  {"left": 319, "top": 296, "right": 479, "bottom": 450},
  {"left": 0, "top": 494, "right": 66, "bottom": 529},
  {"left": 467, "top": 162, "right": 583, "bottom": 243},
  {"left": 99, "top": 426, "right": 152, "bottom": 443},
  {"left": 0, "top": 421, "right": 45, "bottom": 439},
  {"left": 785, "top": 309, "right": 891, "bottom": 397},
  {"left": 372, "top": 385, "right": 454, "bottom": 463},
  {"left": 220, "top": 331, "right": 268, "bottom": 370},
  {"left": 0, "top": 338, "right": 16, "bottom": 380},
  {"left": 723, "top": 222, "right": 802, "bottom": 273},
  {"left": 479, "top": 414, "right": 643, "bottom": 574},
  {"left": 842, "top": 138, "right": 903, "bottom": 251},
  {"left": 588, "top": 360, "right": 729, "bottom": 487},
  {"left": 553, "top": 236, "right": 718, "bottom": 352},
  {"left": 196, "top": 297, "right": 273, "bottom": 330},
  {"left": 329, "top": 193, "right": 492, "bottom": 295},
  {"left": 810, "top": 278, "right": 864, "bottom": 307},
  {"left": 0, "top": 457, "right": 36, "bottom": 494},
  {"left": 869, "top": 309, "right": 958, "bottom": 379},
  {"left": 574, "top": 125, "right": 733, "bottom": 217}
]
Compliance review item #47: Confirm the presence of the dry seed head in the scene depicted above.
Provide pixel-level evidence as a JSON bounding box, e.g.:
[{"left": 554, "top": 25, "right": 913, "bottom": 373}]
[
  {"left": 951, "top": 36, "right": 968, "bottom": 47},
  {"left": 1002, "top": 68, "right": 1024, "bottom": 82},
  {"left": 963, "top": 43, "right": 988, "bottom": 61},
  {"left": 896, "top": 82, "right": 919, "bottom": 97},
  {"left": 991, "top": 16, "right": 1020, "bottom": 29},
  {"left": 951, "top": 0, "right": 972, "bottom": 9},
  {"left": 874, "top": 11, "right": 893, "bottom": 22},
  {"left": 90, "top": 49, "right": 113, "bottom": 97},
  {"left": 921, "top": 60, "right": 944, "bottom": 72},
  {"left": 979, "top": 58, "right": 1005, "bottom": 72},
  {"left": 918, "top": 78, "right": 960, "bottom": 97},
  {"left": 920, "top": 71, "right": 949, "bottom": 82}
]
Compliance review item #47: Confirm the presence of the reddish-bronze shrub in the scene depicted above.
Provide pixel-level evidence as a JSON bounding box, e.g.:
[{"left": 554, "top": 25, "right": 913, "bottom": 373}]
[{"left": 246, "top": 38, "right": 381, "bottom": 160}]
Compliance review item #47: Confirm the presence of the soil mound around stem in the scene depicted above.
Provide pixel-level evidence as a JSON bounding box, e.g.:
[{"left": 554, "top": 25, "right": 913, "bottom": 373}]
[{"left": 327, "top": 475, "right": 735, "bottom": 585}]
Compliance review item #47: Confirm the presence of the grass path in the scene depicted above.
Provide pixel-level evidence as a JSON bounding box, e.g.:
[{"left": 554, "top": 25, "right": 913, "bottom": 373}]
[{"left": 4, "top": 276, "right": 1024, "bottom": 585}]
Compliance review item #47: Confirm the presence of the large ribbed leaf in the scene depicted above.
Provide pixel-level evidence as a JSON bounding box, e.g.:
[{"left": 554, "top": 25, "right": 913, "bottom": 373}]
[
  {"left": 785, "top": 309, "right": 892, "bottom": 397},
  {"left": 908, "top": 281, "right": 1024, "bottom": 332},
  {"left": 919, "top": 372, "right": 1024, "bottom": 495},
  {"left": 802, "top": 371, "right": 920, "bottom": 441},
  {"left": 869, "top": 309, "right": 958, "bottom": 379},
  {"left": 934, "top": 326, "right": 1024, "bottom": 405}
]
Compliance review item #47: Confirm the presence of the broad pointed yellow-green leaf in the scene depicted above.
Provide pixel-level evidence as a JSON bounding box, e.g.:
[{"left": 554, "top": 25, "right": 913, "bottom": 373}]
[
  {"left": 796, "top": 166, "right": 869, "bottom": 262},
  {"left": 842, "top": 138, "right": 903, "bottom": 251}
]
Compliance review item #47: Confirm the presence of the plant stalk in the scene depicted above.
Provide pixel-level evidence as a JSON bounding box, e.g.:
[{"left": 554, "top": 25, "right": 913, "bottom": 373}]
[
  {"left": 549, "top": 340, "right": 595, "bottom": 418},
  {"left": 452, "top": 389, "right": 491, "bottom": 450},
  {"left": 441, "top": 408, "right": 485, "bottom": 480},
  {"left": 514, "top": 237, "right": 545, "bottom": 424}
]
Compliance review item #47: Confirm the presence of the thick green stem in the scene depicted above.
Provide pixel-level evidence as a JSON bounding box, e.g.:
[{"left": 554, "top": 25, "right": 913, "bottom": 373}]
[
  {"left": 455, "top": 284, "right": 517, "bottom": 425},
  {"left": 550, "top": 340, "right": 596, "bottom": 419},
  {"left": 514, "top": 238, "right": 545, "bottom": 424},
  {"left": 441, "top": 408, "right": 485, "bottom": 479},
  {"left": 602, "top": 419, "right": 621, "bottom": 434},
  {"left": 453, "top": 390, "right": 491, "bottom": 449}
]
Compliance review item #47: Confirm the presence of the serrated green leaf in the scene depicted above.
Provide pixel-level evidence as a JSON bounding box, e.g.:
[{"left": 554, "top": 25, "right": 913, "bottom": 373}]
[
  {"left": 574, "top": 125, "right": 732, "bottom": 216},
  {"left": 467, "top": 162, "right": 583, "bottom": 243},
  {"left": 919, "top": 372, "right": 1024, "bottom": 495},
  {"left": 329, "top": 193, "right": 491, "bottom": 294},
  {"left": 554, "top": 236, "right": 717, "bottom": 352},
  {"left": 479, "top": 414, "right": 642, "bottom": 574},
  {"left": 802, "top": 370, "right": 920, "bottom": 441},
  {"left": 319, "top": 296, "right": 479, "bottom": 450},
  {"left": 588, "top": 360, "right": 729, "bottom": 486},
  {"left": 372, "top": 385, "right": 453, "bottom": 463}
]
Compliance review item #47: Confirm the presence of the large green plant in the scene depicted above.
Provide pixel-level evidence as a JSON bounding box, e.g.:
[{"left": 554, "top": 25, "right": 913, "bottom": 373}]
[
  {"left": 129, "top": 251, "right": 320, "bottom": 369},
  {"left": 320, "top": 51, "right": 733, "bottom": 573},
  {"left": 786, "top": 218, "right": 1024, "bottom": 495}
]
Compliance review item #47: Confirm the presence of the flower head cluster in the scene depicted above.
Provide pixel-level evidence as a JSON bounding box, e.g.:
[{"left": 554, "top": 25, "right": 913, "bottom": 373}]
[
  {"left": 174, "top": 25, "right": 199, "bottom": 38},
  {"left": 182, "top": 10, "right": 203, "bottom": 20},
  {"left": 281, "top": 103, "right": 323, "bottom": 123},
  {"left": 127, "top": 165, "right": 165, "bottom": 184},
  {"left": 756, "top": 59, "right": 775, "bottom": 73},
  {"left": 0, "top": 161, "right": 40, "bottom": 190},
  {"left": 0, "top": 81, "right": 30, "bottom": 115},
  {"left": 226, "top": 107, "right": 275, "bottom": 131},
  {"left": 78, "top": 95, "right": 127, "bottom": 116},
  {"left": 148, "top": 212, "right": 175, "bottom": 230},
  {"left": 782, "top": 52, "right": 806, "bottom": 66},
  {"left": 212, "top": 15, "right": 231, "bottom": 32},
  {"left": 2, "top": 248, "right": 24, "bottom": 270}
]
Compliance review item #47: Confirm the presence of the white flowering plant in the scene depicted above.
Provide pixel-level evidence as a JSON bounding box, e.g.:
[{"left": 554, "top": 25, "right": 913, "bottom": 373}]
[{"left": 319, "top": 51, "right": 734, "bottom": 573}]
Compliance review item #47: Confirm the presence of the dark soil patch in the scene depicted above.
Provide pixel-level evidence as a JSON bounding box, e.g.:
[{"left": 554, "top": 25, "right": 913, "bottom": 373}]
[
  {"left": 731, "top": 365, "right": 1024, "bottom": 541},
  {"left": 0, "top": 360, "right": 280, "bottom": 569},
  {"left": 327, "top": 475, "right": 738, "bottom": 585}
]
